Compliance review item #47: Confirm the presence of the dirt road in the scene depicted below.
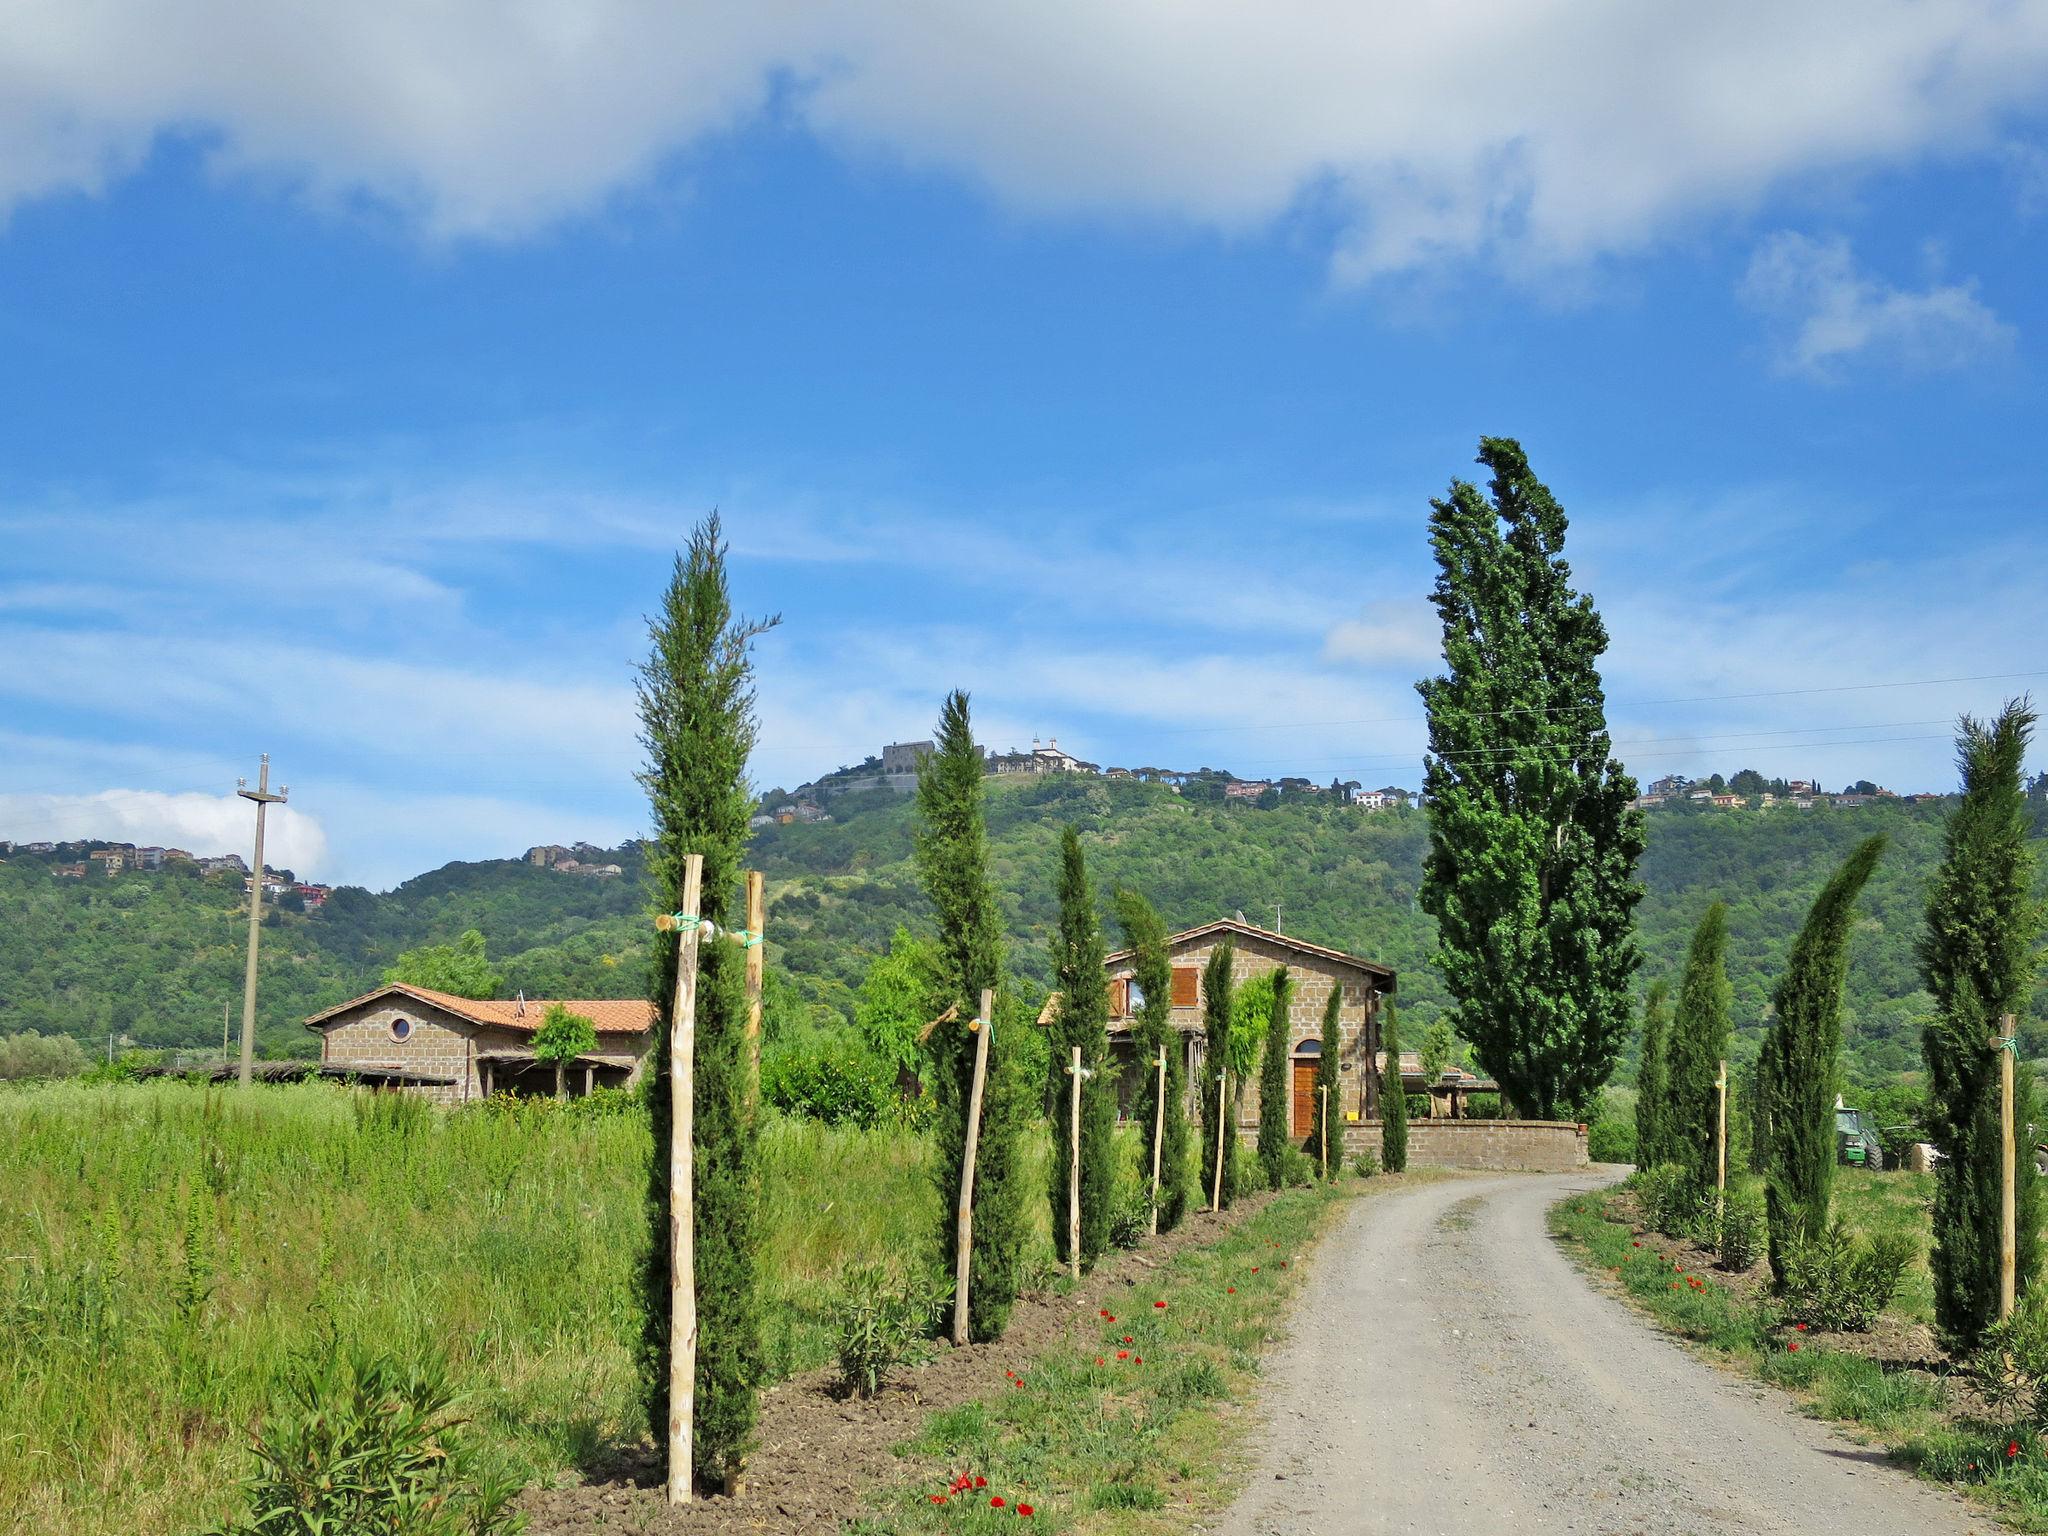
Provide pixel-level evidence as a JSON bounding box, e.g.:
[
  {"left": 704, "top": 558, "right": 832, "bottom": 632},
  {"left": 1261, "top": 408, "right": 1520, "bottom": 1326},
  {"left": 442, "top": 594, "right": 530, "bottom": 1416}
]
[{"left": 1211, "top": 1171, "right": 1993, "bottom": 1536}]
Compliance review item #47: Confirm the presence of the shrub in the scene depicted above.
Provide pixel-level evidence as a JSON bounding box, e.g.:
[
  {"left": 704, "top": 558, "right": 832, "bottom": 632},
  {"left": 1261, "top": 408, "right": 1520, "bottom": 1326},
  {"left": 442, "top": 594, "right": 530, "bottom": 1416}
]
[
  {"left": 830, "top": 1265, "right": 951, "bottom": 1399},
  {"left": 1634, "top": 1163, "right": 1709, "bottom": 1239},
  {"left": 1587, "top": 1111, "right": 1636, "bottom": 1165},
  {"left": 1973, "top": 1288, "right": 2048, "bottom": 1422},
  {"left": 1715, "top": 1189, "right": 1766, "bottom": 1272},
  {"left": 1780, "top": 1219, "right": 1917, "bottom": 1332},
  {"left": 763, "top": 1035, "right": 900, "bottom": 1128},
  {"left": 1280, "top": 1146, "right": 1316, "bottom": 1187},
  {"left": 1351, "top": 1150, "right": 1379, "bottom": 1179},
  {"left": 1106, "top": 1196, "right": 1149, "bottom": 1251},
  {"left": 204, "top": 1344, "right": 523, "bottom": 1536}
]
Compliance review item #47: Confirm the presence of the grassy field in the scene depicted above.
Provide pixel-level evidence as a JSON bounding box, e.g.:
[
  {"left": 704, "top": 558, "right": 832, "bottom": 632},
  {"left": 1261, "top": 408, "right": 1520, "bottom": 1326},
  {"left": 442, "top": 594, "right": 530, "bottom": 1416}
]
[{"left": 0, "top": 1080, "right": 1062, "bottom": 1536}]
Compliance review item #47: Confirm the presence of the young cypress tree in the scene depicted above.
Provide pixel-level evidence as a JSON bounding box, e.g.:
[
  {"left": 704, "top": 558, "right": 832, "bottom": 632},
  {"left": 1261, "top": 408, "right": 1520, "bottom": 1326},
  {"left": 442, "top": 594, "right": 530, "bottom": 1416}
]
[
  {"left": 1311, "top": 985, "right": 1343, "bottom": 1178},
  {"left": 1665, "top": 904, "right": 1732, "bottom": 1198},
  {"left": 1633, "top": 980, "right": 1671, "bottom": 1169},
  {"left": 1416, "top": 438, "right": 1647, "bottom": 1120},
  {"left": 1199, "top": 941, "right": 1238, "bottom": 1207},
  {"left": 1048, "top": 826, "right": 1116, "bottom": 1268},
  {"left": 1761, "top": 835, "right": 1886, "bottom": 1282},
  {"left": 1116, "top": 888, "right": 1192, "bottom": 1230},
  {"left": 635, "top": 515, "right": 775, "bottom": 1490},
  {"left": 1257, "top": 966, "right": 1293, "bottom": 1189},
  {"left": 1922, "top": 702, "right": 2044, "bottom": 1350},
  {"left": 1380, "top": 1002, "right": 1409, "bottom": 1174},
  {"left": 915, "top": 690, "right": 1029, "bottom": 1340}
]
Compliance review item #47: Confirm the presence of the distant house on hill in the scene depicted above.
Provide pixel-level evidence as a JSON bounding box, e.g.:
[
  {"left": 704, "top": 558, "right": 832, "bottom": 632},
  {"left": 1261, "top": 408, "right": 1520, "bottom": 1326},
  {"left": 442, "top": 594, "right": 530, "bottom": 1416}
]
[
  {"left": 1102, "top": 918, "right": 1396, "bottom": 1137},
  {"left": 305, "top": 984, "right": 653, "bottom": 1105}
]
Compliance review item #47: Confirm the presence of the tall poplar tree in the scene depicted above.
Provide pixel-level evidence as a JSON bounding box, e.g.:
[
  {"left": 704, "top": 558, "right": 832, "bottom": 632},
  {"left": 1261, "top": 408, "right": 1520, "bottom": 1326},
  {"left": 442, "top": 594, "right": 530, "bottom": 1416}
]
[
  {"left": 1758, "top": 836, "right": 1885, "bottom": 1280},
  {"left": 916, "top": 690, "right": 1030, "bottom": 1340},
  {"left": 636, "top": 515, "right": 774, "bottom": 1490},
  {"left": 1416, "top": 438, "right": 1646, "bottom": 1120},
  {"left": 1116, "top": 888, "right": 1191, "bottom": 1230},
  {"left": 1633, "top": 981, "right": 1671, "bottom": 1169},
  {"left": 1048, "top": 826, "right": 1115, "bottom": 1269},
  {"left": 1310, "top": 986, "right": 1344, "bottom": 1178},
  {"left": 1199, "top": 941, "right": 1238, "bottom": 1207},
  {"left": 1380, "top": 1002, "right": 1409, "bottom": 1174},
  {"left": 1922, "top": 702, "right": 2044, "bottom": 1349},
  {"left": 1666, "top": 905, "right": 1731, "bottom": 1198},
  {"left": 1257, "top": 966, "right": 1294, "bottom": 1189}
]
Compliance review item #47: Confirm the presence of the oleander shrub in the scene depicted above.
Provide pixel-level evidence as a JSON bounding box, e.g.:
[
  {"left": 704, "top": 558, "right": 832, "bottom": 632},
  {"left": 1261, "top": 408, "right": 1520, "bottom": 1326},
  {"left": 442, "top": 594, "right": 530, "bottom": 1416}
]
[
  {"left": 1107, "top": 1196, "right": 1149, "bottom": 1251},
  {"left": 1715, "top": 1189, "right": 1766, "bottom": 1272},
  {"left": 1780, "top": 1219, "right": 1917, "bottom": 1332},
  {"left": 1351, "top": 1150, "right": 1379, "bottom": 1179},
  {"left": 830, "top": 1265, "right": 951, "bottom": 1399},
  {"left": 1973, "top": 1288, "right": 2048, "bottom": 1422}
]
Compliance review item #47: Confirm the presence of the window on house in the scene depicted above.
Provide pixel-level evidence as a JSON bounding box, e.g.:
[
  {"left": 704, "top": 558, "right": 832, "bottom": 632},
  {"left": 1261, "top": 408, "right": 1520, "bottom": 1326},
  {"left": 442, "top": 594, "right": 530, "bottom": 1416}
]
[{"left": 390, "top": 1017, "right": 413, "bottom": 1043}]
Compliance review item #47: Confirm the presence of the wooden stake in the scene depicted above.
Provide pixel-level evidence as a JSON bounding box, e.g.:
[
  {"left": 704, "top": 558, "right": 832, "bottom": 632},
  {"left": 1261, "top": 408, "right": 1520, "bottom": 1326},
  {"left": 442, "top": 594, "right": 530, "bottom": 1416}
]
[
  {"left": 1068, "top": 1044, "right": 1082, "bottom": 1281},
  {"left": 1999, "top": 1015, "right": 2018, "bottom": 1322},
  {"left": 951, "top": 987, "right": 994, "bottom": 1347},
  {"left": 1211, "top": 1071, "right": 1228, "bottom": 1212},
  {"left": 1148, "top": 1045, "right": 1166, "bottom": 1237},
  {"left": 1320, "top": 1083, "right": 1330, "bottom": 1180},
  {"left": 743, "top": 870, "right": 765, "bottom": 1096},
  {"left": 1715, "top": 1060, "right": 1728, "bottom": 1195},
  {"left": 665, "top": 853, "right": 704, "bottom": 1506}
]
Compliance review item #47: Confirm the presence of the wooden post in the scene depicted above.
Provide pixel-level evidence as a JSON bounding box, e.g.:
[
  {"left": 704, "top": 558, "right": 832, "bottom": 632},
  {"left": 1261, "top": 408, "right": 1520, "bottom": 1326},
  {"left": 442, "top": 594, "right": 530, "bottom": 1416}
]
[
  {"left": 1148, "top": 1045, "right": 1166, "bottom": 1236},
  {"left": 664, "top": 853, "right": 705, "bottom": 1506},
  {"left": 1068, "top": 1044, "right": 1083, "bottom": 1280},
  {"left": 1320, "top": 1083, "right": 1330, "bottom": 1179},
  {"left": 1211, "top": 1071, "right": 1228, "bottom": 1212},
  {"left": 1715, "top": 1060, "right": 1728, "bottom": 1196},
  {"left": 743, "top": 870, "right": 766, "bottom": 1093},
  {"left": 2000, "top": 1015, "right": 2018, "bottom": 1322},
  {"left": 951, "top": 987, "right": 994, "bottom": 1347}
]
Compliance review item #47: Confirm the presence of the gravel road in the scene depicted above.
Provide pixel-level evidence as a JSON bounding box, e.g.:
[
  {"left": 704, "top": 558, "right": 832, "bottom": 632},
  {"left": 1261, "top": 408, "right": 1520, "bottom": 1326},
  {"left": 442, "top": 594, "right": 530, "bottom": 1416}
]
[{"left": 1211, "top": 1170, "right": 1994, "bottom": 1536}]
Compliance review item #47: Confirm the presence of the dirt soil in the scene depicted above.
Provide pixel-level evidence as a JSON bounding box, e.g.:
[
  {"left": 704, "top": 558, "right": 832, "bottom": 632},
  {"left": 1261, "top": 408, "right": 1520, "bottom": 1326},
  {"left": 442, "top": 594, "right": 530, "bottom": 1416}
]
[
  {"left": 1207, "top": 1171, "right": 1998, "bottom": 1536},
  {"left": 520, "top": 1192, "right": 1287, "bottom": 1534}
]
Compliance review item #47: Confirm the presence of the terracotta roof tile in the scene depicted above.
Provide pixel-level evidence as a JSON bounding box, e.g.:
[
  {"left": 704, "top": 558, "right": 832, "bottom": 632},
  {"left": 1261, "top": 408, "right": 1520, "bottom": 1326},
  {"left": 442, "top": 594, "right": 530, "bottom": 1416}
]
[{"left": 304, "top": 984, "right": 653, "bottom": 1036}]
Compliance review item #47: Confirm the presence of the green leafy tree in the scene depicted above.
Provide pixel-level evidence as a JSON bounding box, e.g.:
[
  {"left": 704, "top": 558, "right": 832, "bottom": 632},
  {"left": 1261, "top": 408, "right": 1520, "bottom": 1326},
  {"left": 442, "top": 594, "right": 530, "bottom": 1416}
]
[
  {"left": 1922, "top": 702, "right": 2045, "bottom": 1350},
  {"left": 634, "top": 515, "right": 774, "bottom": 1489},
  {"left": 531, "top": 1003, "right": 599, "bottom": 1099},
  {"left": 1047, "top": 826, "right": 1116, "bottom": 1269},
  {"left": 383, "top": 929, "right": 500, "bottom": 1000},
  {"left": 916, "top": 690, "right": 1030, "bottom": 1340},
  {"left": 1115, "top": 888, "right": 1192, "bottom": 1230},
  {"left": 1380, "top": 1002, "right": 1409, "bottom": 1173},
  {"left": 854, "top": 926, "right": 939, "bottom": 1081},
  {"left": 1199, "top": 941, "right": 1238, "bottom": 1207},
  {"left": 1257, "top": 966, "right": 1293, "bottom": 1188},
  {"left": 1666, "top": 905, "right": 1732, "bottom": 1196},
  {"left": 1309, "top": 986, "right": 1343, "bottom": 1178},
  {"left": 1418, "top": 1019, "right": 1455, "bottom": 1085},
  {"left": 1416, "top": 437, "right": 1647, "bottom": 1120},
  {"left": 1633, "top": 981, "right": 1671, "bottom": 1169},
  {"left": 1760, "top": 836, "right": 1886, "bottom": 1282}
]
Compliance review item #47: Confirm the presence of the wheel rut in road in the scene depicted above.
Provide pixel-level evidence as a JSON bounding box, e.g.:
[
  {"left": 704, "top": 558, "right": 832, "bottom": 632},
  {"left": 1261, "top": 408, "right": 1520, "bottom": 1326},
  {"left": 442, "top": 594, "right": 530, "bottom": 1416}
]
[{"left": 1209, "top": 1171, "right": 1995, "bottom": 1536}]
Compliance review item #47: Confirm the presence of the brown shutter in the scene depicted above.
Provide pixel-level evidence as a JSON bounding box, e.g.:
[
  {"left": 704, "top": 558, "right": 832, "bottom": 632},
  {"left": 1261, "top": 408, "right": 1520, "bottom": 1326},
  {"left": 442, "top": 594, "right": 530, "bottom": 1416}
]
[
  {"left": 1107, "top": 978, "right": 1128, "bottom": 1017},
  {"left": 1171, "top": 966, "right": 1199, "bottom": 1007}
]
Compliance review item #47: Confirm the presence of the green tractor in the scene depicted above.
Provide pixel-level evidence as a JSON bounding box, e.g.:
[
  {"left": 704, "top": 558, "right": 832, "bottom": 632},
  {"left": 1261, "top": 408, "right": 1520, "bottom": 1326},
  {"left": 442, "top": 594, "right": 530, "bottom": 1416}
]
[{"left": 1835, "top": 1103, "right": 1886, "bottom": 1171}]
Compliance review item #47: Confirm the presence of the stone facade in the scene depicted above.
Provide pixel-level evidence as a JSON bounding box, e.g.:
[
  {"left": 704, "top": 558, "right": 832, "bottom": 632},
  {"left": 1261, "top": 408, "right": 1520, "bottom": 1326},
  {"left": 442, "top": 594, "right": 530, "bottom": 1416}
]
[
  {"left": 311, "top": 990, "right": 650, "bottom": 1107},
  {"left": 1325, "top": 1118, "right": 1590, "bottom": 1173}
]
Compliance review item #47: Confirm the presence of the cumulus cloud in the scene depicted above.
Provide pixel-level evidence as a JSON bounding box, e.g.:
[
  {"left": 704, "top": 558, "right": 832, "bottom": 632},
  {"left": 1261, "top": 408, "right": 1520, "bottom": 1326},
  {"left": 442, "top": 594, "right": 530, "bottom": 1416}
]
[
  {"left": 0, "top": 788, "right": 329, "bottom": 872},
  {"left": 1740, "top": 232, "right": 2015, "bottom": 377},
  {"left": 1322, "top": 605, "right": 1441, "bottom": 668},
  {"left": 3, "top": 3, "right": 2047, "bottom": 273}
]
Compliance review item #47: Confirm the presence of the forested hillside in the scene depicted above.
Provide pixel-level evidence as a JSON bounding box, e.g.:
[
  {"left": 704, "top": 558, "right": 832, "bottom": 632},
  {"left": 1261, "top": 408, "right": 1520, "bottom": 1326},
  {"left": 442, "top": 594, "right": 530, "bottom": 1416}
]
[{"left": 3, "top": 776, "right": 2043, "bottom": 1077}]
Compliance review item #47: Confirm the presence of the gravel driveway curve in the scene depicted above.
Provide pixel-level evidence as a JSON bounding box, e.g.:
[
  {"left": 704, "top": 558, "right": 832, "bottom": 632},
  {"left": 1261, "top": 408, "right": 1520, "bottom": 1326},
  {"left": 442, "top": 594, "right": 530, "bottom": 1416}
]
[{"left": 1210, "top": 1170, "right": 1995, "bottom": 1536}]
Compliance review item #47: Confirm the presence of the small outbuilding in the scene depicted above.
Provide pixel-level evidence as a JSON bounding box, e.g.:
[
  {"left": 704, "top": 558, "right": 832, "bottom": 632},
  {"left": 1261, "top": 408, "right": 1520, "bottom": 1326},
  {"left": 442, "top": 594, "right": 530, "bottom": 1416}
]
[{"left": 304, "top": 984, "right": 653, "bottom": 1105}]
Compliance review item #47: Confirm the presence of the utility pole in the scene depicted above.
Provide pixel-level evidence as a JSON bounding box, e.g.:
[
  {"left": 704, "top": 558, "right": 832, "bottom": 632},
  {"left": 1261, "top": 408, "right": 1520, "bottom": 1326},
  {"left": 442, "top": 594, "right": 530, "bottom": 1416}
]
[
  {"left": 221, "top": 998, "right": 231, "bottom": 1064},
  {"left": 236, "top": 755, "right": 288, "bottom": 1088}
]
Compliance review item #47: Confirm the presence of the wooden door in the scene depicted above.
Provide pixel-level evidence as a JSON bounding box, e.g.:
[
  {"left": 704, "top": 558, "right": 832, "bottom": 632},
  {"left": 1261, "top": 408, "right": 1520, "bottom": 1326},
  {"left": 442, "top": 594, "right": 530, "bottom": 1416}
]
[{"left": 1292, "top": 1060, "right": 1318, "bottom": 1136}]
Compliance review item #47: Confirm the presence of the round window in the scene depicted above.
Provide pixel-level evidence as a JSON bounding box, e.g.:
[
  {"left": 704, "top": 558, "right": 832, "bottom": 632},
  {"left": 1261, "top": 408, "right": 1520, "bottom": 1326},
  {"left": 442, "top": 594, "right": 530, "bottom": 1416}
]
[{"left": 390, "top": 1016, "right": 413, "bottom": 1043}]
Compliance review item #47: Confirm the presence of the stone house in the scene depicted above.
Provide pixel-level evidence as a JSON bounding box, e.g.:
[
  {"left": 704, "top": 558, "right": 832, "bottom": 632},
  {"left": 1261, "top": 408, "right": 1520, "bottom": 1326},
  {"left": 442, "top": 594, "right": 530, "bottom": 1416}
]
[
  {"left": 304, "top": 984, "right": 653, "bottom": 1106},
  {"left": 1102, "top": 918, "right": 1396, "bottom": 1140}
]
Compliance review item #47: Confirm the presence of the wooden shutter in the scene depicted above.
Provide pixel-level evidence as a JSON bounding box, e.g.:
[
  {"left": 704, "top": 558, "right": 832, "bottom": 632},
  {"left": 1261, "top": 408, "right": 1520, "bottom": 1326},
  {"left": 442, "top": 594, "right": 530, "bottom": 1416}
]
[
  {"left": 1170, "top": 966, "right": 1199, "bottom": 1008},
  {"left": 1107, "top": 978, "right": 1129, "bottom": 1017}
]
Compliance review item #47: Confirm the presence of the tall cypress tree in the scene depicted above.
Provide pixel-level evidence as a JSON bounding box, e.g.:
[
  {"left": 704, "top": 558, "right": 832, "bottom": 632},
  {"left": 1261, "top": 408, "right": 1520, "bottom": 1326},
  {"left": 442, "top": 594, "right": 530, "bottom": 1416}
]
[
  {"left": 1048, "top": 826, "right": 1115, "bottom": 1269},
  {"left": 1257, "top": 966, "right": 1293, "bottom": 1189},
  {"left": 1310, "top": 985, "right": 1344, "bottom": 1178},
  {"left": 1199, "top": 941, "right": 1238, "bottom": 1207},
  {"left": 1666, "top": 905, "right": 1731, "bottom": 1198},
  {"left": 1380, "top": 1002, "right": 1409, "bottom": 1174},
  {"left": 1633, "top": 980, "right": 1671, "bottom": 1169},
  {"left": 1116, "top": 888, "right": 1191, "bottom": 1230},
  {"left": 1416, "top": 438, "right": 1646, "bottom": 1120},
  {"left": 915, "top": 690, "right": 1030, "bottom": 1340},
  {"left": 1922, "top": 702, "right": 2044, "bottom": 1350},
  {"left": 1760, "top": 836, "right": 1886, "bottom": 1282},
  {"left": 635, "top": 516, "right": 774, "bottom": 1490}
]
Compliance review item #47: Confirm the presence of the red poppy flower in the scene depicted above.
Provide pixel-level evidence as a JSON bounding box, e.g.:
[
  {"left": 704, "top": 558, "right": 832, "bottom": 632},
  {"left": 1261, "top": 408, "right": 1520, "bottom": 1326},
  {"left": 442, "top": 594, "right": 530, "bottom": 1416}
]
[
  {"left": 975, "top": 1476, "right": 988, "bottom": 1488},
  {"left": 1123, "top": 1336, "right": 1132, "bottom": 1344},
  {"left": 1793, "top": 1323, "right": 1807, "bottom": 1331},
  {"left": 931, "top": 1493, "right": 947, "bottom": 1504},
  {"left": 1631, "top": 1241, "right": 1640, "bottom": 1248},
  {"left": 1251, "top": 1266, "right": 1259, "bottom": 1273},
  {"left": 1280, "top": 1261, "right": 1288, "bottom": 1268},
  {"left": 1134, "top": 1355, "right": 1143, "bottom": 1364},
  {"left": 1018, "top": 1504, "right": 1035, "bottom": 1517},
  {"left": 1155, "top": 1300, "right": 1167, "bottom": 1309},
  {"left": 1095, "top": 1356, "right": 1105, "bottom": 1365},
  {"left": 991, "top": 1495, "right": 1006, "bottom": 1508},
  {"left": 2010, "top": 1441, "right": 2022, "bottom": 1459},
  {"left": 1117, "top": 1350, "right": 1129, "bottom": 1359},
  {"left": 1787, "top": 1341, "right": 1800, "bottom": 1352},
  {"left": 1228, "top": 1286, "right": 1237, "bottom": 1294},
  {"left": 1100, "top": 1310, "right": 1114, "bottom": 1321}
]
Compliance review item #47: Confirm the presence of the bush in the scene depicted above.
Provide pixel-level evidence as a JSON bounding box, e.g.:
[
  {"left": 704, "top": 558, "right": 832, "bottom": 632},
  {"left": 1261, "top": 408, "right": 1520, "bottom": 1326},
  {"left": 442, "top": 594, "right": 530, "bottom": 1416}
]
[
  {"left": 1107, "top": 1196, "right": 1149, "bottom": 1251},
  {"left": 1715, "top": 1189, "right": 1766, "bottom": 1272},
  {"left": 1973, "top": 1288, "right": 2048, "bottom": 1422},
  {"left": 1780, "top": 1219, "right": 1916, "bottom": 1332},
  {"left": 763, "top": 1034, "right": 904, "bottom": 1129},
  {"left": 1633, "top": 1164, "right": 1710, "bottom": 1239},
  {"left": 1280, "top": 1146, "right": 1316, "bottom": 1187},
  {"left": 204, "top": 1344, "right": 523, "bottom": 1536},
  {"left": 1351, "top": 1150, "right": 1379, "bottom": 1179},
  {"left": 1587, "top": 1112, "right": 1636, "bottom": 1165},
  {"left": 830, "top": 1265, "right": 950, "bottom": 1399}
]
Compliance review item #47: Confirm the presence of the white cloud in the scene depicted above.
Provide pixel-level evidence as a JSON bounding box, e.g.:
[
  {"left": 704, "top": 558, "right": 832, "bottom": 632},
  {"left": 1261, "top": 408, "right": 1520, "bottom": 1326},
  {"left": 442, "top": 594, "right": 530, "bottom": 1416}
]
[
  {"left": 2, "top": 3, "right": 2046, "bottom": 275},
  {"left": 0, "top": 788, "right": 328, "bottom": 871},
  {"left": 1740, "top": 232, "right": 2016, "bottom": 377},
  {"left": 1322, "top": 605, "right": 1440, "bottom": 668}
]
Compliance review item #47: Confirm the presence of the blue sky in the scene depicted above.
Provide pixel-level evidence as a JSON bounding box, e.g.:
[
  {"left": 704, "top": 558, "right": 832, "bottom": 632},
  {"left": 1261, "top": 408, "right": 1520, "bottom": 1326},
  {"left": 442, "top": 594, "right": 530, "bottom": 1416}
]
[{"left": 2, "top": 3, "right": 2046, "bottom": 888}]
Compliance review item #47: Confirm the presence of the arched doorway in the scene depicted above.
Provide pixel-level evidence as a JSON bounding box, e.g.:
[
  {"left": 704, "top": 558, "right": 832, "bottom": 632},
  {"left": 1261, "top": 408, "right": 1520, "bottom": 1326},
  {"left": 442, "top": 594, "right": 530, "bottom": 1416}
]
[{"left": 1291, "top": 1038, "right": 1321, "bottom": 1135}]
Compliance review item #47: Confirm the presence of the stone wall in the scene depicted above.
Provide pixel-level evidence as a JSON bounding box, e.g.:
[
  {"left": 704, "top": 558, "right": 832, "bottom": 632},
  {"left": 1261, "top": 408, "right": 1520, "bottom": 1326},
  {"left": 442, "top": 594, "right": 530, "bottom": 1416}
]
[{"left": 1328, "top": 1118, "right": 1589, "bottom": 1173}]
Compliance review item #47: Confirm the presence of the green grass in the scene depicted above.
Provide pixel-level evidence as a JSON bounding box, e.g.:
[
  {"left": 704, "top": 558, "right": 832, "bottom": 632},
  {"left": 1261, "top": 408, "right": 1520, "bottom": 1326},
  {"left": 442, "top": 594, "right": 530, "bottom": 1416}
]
[
  {"left": 1831, "top": 1168, "right": 1938, "bottom": 1324},
  {"left": 0, "top": 1080, "right": 974, "bottom": 1536}
]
